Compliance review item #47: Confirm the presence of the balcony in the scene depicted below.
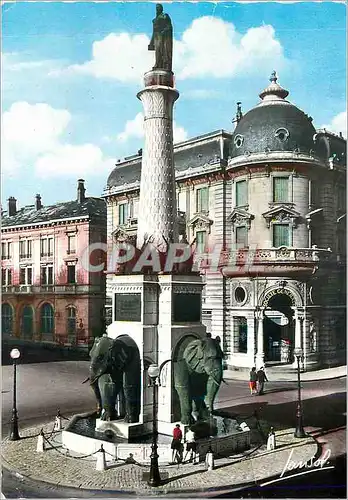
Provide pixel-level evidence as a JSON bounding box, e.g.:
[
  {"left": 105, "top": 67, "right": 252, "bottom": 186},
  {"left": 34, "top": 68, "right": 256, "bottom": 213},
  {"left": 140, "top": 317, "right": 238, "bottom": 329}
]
[
  {"left": 197, "top": 247, "right": 334, "bottom": 277},
  {"left": 2, "top": 284, "right": 102, "bottom": 294},
  {"left": 19, "top": 254, "right": 32, "bottom": 260}
]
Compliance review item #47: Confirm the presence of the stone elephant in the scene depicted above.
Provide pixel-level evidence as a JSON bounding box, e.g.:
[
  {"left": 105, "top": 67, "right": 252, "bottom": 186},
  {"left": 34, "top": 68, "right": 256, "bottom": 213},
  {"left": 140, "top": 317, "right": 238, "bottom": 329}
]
[
  {"left": 87, "top": 335, "right": 141, "bottom": 422},
  {"left": 173, "top": 337, "right": 224, "bottom": 425}
]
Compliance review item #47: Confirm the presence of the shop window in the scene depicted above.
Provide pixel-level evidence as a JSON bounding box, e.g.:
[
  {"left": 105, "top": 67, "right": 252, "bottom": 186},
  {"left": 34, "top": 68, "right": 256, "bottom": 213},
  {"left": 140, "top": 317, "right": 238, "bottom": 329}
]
[
  {"left": 2, "top": 303, "right": 13, "bottom": 336},
  {"left": 67, "top": 306, "right": 77, "bottom": 336},
  {"left": 22, "top": 306, "right": 34, "bottom": 338},
  {"left": 40, "top": 303, "right": 54, "bottom": 335},
  {"left": 233, "top": 316, "right": 248, "bottom": 353}
]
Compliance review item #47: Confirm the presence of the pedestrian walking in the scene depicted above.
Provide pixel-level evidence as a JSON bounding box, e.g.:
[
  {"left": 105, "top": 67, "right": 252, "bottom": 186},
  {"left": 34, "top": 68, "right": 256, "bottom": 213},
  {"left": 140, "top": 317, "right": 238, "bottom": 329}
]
[
  {"left": 249, "top": 367, "right": 257, "bottom": 395},
  {"left": 184, "top": 427, "right": 197, "bottom": 463},
  {"left": 171, "top": 424, "right": 183, "bottom": 463},
  {"left": 257, "top": 366, "right": 268, "bottom": 395}
]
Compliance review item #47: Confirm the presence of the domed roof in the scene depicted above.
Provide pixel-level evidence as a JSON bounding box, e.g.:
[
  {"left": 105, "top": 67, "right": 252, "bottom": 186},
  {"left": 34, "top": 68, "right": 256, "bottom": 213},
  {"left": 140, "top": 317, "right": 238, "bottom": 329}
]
[{"left": 231, "top": 72, "right": 326, "bottom": 160}]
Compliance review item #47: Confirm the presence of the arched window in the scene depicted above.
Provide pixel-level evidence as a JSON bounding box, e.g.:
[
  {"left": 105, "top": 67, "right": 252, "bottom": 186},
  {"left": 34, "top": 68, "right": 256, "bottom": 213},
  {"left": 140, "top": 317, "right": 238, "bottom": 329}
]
[
  {"left": 22, "top": 306, "right": 34, "bottom": 338},
  {"left": 67, "top": 306, "right": 76, "bottom": 337},
  {"left": 2, "top": 303, "right": 13, "bottom": 337},
  {"left": 40, "top": 303, "right": 54, "bottom": 335}
]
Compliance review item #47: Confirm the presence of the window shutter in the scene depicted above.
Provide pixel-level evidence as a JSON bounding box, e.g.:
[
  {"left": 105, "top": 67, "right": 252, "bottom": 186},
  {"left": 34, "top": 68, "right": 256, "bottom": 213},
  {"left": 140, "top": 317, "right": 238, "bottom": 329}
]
[
  {"left": 236, "top": 181, "right": 247, "bottom": 206},
  {"left": 273, "top": 224, "right": 289, "bottom": 247}
]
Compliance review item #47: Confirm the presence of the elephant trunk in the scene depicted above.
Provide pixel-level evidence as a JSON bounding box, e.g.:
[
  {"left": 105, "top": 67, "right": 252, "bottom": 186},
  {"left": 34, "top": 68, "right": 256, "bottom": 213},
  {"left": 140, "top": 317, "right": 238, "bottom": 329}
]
[{"left": 205, "top": 360, "right": 223, "bottom": 413}]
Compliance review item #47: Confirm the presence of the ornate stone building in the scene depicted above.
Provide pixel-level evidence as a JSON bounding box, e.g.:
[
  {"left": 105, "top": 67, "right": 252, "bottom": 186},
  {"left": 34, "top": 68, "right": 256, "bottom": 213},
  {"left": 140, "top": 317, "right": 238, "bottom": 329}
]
[
  {"left": 104, "top": 74, "right": 346, "bottom": 371},
  {"left": 1, "top": 180, "right": 106, "bottom": 346}
]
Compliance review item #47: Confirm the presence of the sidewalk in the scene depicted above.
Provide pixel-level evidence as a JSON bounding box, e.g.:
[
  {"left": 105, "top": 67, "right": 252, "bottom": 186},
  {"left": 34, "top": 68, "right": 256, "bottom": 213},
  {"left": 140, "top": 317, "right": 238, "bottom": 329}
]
[
  {"left": 2, "top": 421, "right": 319, "bottom": 496},
  {"left": 224, "top": 365, "right": 347, "bottom": 382}
]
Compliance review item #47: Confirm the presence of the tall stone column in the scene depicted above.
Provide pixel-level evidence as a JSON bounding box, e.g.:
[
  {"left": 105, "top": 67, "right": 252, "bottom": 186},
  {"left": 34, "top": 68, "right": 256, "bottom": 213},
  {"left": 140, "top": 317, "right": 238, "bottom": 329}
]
[{"left": 136, "top": 70, "right": 179, "bottom": 250}]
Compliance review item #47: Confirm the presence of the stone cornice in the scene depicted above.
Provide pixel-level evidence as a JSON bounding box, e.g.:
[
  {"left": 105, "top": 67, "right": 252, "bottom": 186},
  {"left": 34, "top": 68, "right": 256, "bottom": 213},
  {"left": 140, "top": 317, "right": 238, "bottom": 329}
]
[{"left": 228, "top": 151, "right": 327, "bottom": 170}]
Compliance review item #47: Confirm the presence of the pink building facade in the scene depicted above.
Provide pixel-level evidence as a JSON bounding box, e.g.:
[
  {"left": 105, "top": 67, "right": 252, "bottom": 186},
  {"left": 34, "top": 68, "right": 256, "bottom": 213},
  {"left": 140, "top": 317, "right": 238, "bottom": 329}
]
[{"left": 1, "top": 180, "right": 106, "bottom": 346}]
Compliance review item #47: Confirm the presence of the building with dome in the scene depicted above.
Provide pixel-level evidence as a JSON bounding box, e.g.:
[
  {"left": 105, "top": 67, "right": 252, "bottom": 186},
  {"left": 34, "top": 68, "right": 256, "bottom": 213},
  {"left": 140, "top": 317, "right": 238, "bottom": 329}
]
[{"left": 104, "top": 73, "right": 346, "bottom": 372}]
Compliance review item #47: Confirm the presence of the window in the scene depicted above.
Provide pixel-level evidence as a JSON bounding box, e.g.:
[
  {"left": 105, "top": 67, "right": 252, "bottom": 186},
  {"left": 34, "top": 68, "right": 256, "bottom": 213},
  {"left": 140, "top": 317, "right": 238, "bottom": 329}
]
[
  {"left": 196, "top": 231, "right": 206, "bottom": 253},
  {"left": 273, "top": 177, "right": 289, "bottom": 202},
  {"left": 19, "top": 240, "right": 32, "bottom": 259},
  {"left": 338, "top": 230, "right": 346, "bottom": 255},
  {"left": 67, "top": 264, "right": 76, "bottom": 284},
  {"left": 119, "top": 203, "right": 129, "bottom": 225},
  {"left": 2, "top": 303, "right": 13, "bottom": 336},
  {"left": 67, "top": 306, "right": 77, "bottom": 336},
  {"left": 2, "top": 268, "right": 12, "bottom": 286},
  {"left": 233, "top": 317, "right": 247, "bottom": 353},
  {"left": 310, "top": 180, "right": 319, "bottom": 207},
  {"left": 1, "top": 242, "right": 12, "bottom": 260},
  {"left": 40, "top": 237, "right": 54, "bottom": 257},
  {"left": 196, "top": 187, "right": 209, "bottom": 213},
  {"left": 275, "top": 128, "right": 289, "bottom": 142},
  {"left": 234, "top": 134, "right": 244, "bottom": 148},
  {"left": 40, "top": 303, "right": 54, "bottom": 335},
  {"left": 132, "top": 199, "right": 139, "bottom": 218},
  {"left": 67, "top": 235, "right": 76, "bottom": 255},
  {"left": 19, "top": 267, "right": 32, "bottom": 285},
  {"left": 273, "top": 224, "right": 289, "bottom": 247},
  {"left": 236, "top": 226, "right": 248, "bottom": 249},
  {"left": 41, "top": 265, "right": 53, "bottom": 285},
  {"left": 236, "top": 180, "right": 247, "bottom": 206},
  {"left": 21, "top": 306, "right": 33, "bottom": 339}
]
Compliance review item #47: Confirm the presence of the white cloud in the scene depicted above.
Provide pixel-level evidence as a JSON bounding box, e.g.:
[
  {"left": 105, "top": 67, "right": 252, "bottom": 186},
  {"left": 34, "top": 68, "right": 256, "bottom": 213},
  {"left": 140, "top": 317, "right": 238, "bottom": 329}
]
[
  {"left": 66, "top": 33, "right": 153, "bottom": 83},
  {"left": 322, "top": 111, "right": 347, "bottom": 139},
  {"left": 117, "top": 112, "right": 188, "bottom": 144},
  {"left": 2, "top": 101, "right": 114, "bottom": 178},
  {"left": 66, "top": 16, "right": 286, "bottom": 83},
  {"left": 176, "top": 18, "right": 285, "bottom": 79}
]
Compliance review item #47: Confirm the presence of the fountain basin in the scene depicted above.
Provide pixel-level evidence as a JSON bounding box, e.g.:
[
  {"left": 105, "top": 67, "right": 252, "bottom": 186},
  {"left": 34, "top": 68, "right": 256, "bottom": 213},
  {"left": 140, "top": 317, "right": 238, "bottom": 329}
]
[{"left": 61, "top": 412, "right": 251, "bottom": 464}]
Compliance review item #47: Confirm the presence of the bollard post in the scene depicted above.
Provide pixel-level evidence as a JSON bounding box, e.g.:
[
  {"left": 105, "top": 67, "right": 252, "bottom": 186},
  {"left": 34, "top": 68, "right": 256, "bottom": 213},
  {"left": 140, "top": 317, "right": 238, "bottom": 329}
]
[
  {"left": 36, "top": 429, "right": 45, "bottom": 453},
  {"left": 267, "top": 427, "right": 276, "bottom": 451},
  {"left": 54, "top": 409, "right": 62, "bottom": 431},
  {"left": 96, "top": 444, "right": 107, "bottom": 471},
  {"left": 205, "top": 446, "right": 214, "bottom": 471}
]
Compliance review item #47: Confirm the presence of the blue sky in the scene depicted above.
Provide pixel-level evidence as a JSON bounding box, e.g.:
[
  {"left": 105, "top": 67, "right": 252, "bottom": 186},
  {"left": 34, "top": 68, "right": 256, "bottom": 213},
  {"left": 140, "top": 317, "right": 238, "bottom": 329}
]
[{"left": 2, "top": 1, "right": 346, "bottom": 208}]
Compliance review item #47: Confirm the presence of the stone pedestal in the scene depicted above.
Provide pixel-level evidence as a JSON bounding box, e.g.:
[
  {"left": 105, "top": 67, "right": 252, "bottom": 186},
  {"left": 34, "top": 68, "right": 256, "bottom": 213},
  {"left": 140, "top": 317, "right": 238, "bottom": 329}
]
[
  {"left": 95, "top": 419, "right": 146, "bottom": 440},
  {"left": 106, "top": 273, "right": 206, "bottom": 436}
]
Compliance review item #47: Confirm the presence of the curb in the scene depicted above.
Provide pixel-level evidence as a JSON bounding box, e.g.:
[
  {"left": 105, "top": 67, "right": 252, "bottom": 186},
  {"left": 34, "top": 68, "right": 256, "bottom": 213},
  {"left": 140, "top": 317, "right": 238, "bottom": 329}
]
[
  {"left": 1, "top": 430, "right": 320, "bottom": 497},
  {"left": 225, "top": 374, "right": 346, "bottom": 383}
]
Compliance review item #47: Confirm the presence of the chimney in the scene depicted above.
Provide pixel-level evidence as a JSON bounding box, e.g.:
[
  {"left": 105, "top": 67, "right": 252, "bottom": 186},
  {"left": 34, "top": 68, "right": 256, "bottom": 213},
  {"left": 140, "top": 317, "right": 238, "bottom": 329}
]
[
  {"left": 35, "top": 194, "right": 42, "bottom": 210},
  {"left": 8, "top": 197, "right": 17, "bottom": 216},
  {"left": 77, "top": 179, "right": 86, "bottom": 203}
]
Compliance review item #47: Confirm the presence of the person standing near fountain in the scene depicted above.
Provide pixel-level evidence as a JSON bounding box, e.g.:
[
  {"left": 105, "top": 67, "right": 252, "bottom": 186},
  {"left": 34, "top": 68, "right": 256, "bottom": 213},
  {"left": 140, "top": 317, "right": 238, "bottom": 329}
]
[
  {"left": 171, "top": 424, "right": 183, "bottom": 463},
  {"left": 249, "top": 367, "right": 257, "bottom": 395},
  {"left": 184, "top": 427, "right": 197, "bottom": 463}
]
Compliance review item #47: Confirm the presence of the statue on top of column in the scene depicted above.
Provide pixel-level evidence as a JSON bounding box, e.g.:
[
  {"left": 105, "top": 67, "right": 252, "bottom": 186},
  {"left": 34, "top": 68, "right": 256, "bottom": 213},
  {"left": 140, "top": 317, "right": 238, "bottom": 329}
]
[{"left": 148, "top": 4, "right": 173, "bottom": 71}]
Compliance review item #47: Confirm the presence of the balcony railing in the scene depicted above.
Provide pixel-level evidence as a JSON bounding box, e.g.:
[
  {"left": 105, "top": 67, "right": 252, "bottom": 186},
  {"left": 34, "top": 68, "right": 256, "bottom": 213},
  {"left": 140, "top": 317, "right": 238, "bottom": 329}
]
[
  {"left": 197, "top": 247, "right": 333, "bottom": 269},
  {"left": 19, "top": 254, "right": 32, "bottom": 259},
  {"left": 2, "top": 284, "right": 102, "bottom": 294}
]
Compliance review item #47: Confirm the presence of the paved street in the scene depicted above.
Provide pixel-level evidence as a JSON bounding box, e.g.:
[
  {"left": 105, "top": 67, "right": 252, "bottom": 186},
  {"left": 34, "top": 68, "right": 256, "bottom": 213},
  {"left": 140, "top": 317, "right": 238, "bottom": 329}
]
[{"left": 1, "top": 356, "right": 346, "bottom": 497}]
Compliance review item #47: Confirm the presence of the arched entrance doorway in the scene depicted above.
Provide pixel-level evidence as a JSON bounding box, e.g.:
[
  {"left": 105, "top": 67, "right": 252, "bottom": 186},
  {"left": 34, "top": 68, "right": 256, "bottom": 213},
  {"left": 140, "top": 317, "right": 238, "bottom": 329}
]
[{"left": 263, "top": 292, "right": 295, "bottom": 364}]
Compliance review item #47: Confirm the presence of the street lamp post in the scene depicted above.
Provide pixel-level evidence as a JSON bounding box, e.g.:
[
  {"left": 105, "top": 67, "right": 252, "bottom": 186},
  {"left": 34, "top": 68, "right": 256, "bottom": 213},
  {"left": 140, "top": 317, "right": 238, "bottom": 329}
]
[
  {"left": 147, "top": 363, "right": 161, "bottom": 487},
  {"left": 9, "top": 348, "right": 21, "bottom": 441},
  {"left": 294, "top": 347, "right": 306, "bottom": 438}
]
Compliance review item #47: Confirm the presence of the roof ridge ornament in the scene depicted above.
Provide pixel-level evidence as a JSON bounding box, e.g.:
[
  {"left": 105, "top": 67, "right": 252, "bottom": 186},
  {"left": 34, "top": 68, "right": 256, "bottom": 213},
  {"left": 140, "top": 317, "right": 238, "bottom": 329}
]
[{"left": 259, "top": 71, "right": 289, "bottom": 101}]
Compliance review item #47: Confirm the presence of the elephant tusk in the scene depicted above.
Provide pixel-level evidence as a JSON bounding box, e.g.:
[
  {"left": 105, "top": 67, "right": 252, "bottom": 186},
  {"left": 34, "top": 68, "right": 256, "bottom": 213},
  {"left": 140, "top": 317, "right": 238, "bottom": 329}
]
[{"left": 82, "top": 377, "right": 90, "bottom": 384}]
